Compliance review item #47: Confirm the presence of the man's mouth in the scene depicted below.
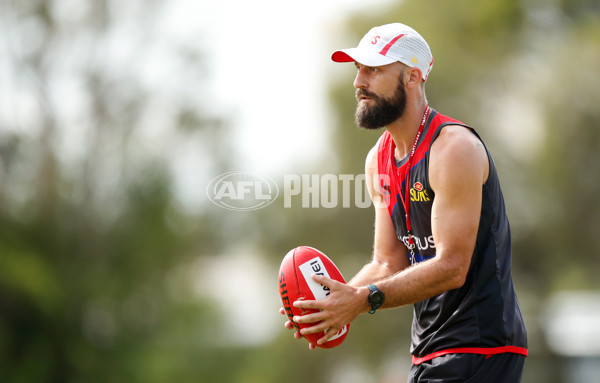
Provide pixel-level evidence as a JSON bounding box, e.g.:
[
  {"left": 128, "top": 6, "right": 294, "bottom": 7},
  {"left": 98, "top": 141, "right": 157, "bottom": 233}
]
[{"left": 356, "top": 90, "right": 377, "bottom": 102}]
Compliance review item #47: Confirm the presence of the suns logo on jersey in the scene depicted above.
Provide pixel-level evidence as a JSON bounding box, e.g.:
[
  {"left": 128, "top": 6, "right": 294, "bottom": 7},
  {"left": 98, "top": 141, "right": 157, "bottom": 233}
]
[{"left": 410, "top": 182, "right": 430, "bottom": 202}]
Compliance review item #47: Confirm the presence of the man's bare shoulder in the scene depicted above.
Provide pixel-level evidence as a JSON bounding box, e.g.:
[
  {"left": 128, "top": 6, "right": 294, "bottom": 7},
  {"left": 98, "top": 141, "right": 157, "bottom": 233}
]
[
  {"left": 430, "top": 125, "right": 489, "bottom": 188},
  {"left": 364, "top": 134, "right": 386, "bottom": 200},
  {"left": 365, "top": 134, "right": 385, "bottom": 174}
]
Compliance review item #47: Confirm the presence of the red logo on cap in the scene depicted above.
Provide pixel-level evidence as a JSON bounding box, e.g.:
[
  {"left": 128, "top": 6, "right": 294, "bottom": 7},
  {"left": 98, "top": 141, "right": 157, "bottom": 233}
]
[
  {"left": 380, "top": 34, "right": 406, "bottom": 55},
  {"left": 371, "top": 36, "right": 380, "bottom": 45}
]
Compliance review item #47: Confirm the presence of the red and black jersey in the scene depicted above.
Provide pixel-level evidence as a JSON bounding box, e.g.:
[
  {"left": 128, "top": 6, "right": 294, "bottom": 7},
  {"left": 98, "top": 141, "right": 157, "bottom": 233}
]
[{"left": 377, "top": 109, "right": 528, "bottom": 363}]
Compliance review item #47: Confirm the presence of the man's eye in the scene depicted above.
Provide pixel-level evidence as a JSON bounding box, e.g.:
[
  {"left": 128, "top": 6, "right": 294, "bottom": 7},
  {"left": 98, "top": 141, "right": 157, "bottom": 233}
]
[{"left": 355, "top": 64, "right": 377, "bottom": 73}]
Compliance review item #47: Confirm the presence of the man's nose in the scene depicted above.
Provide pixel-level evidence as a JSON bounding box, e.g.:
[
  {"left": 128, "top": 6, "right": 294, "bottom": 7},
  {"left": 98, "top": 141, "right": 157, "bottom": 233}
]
[{"left": 353, "top": 67, "right": 369, "bottom": 89}]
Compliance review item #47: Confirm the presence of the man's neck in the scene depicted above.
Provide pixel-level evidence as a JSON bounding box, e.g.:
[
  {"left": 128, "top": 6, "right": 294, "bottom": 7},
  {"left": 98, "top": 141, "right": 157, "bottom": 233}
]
[{"left": 386, "top": 98, "right": 429, "bottom": 161}]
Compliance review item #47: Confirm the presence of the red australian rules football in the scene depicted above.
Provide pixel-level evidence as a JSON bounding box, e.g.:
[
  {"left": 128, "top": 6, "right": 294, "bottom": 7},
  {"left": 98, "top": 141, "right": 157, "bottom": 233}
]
[{"left": 278, "top": 246, "right": 350, "bottom": 348}]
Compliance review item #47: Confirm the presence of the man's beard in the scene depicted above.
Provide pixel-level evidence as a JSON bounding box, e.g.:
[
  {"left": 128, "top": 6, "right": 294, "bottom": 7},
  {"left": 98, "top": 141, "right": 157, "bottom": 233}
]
[{"left": 355, "top": 78, "right": 407, "bottom": 130}]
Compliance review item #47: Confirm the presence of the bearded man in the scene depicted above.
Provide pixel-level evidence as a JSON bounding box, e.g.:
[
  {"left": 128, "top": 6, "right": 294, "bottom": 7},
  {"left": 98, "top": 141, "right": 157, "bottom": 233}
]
[{"left": 282, "top": 23, "right": 528, "bottom": 383}]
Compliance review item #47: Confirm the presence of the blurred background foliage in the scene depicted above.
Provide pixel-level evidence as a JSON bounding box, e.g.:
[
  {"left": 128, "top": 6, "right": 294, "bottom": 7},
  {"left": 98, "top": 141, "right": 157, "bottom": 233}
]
[{"left": 1, "top": 0, "right": 599, "bottom": 382}]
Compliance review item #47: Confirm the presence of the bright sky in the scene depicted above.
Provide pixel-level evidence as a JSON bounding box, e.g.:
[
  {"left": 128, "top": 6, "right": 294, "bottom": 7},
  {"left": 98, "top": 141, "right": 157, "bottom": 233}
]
[
  {"left": 187, "top": 0, "right": 392, "bottom": 173},
  {"left": 157, "top": 0, "right": 395, "bottom": 212}
]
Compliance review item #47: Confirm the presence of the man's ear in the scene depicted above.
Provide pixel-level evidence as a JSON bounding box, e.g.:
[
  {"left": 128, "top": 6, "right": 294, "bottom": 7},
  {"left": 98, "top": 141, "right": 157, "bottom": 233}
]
[{"left": 405, "top": 67, "right": 423, "bottom": 89}]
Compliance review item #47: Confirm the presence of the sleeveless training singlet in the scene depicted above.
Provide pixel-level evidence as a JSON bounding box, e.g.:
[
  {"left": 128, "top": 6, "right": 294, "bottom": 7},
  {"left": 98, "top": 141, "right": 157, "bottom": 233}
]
[{"left": 376, "top": 109, "right": 528, "bottom": 363}]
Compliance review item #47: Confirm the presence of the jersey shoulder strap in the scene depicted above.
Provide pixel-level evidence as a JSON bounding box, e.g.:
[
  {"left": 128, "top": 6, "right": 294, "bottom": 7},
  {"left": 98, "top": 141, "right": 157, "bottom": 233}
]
[{"left": 428, "top": 111, "right": 474, "bottom": 149}]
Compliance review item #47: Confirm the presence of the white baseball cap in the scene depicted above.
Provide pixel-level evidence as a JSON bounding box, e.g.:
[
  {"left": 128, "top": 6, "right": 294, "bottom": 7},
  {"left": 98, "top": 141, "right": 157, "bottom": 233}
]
[{"left": 332, "top": 23, "right": 434, "bottom": 81}]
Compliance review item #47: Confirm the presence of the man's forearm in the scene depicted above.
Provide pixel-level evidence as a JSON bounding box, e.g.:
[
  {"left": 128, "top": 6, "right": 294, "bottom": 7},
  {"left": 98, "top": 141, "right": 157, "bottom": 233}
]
[{"left": 348, "top": 257, "right": 403, "bottom": 287}]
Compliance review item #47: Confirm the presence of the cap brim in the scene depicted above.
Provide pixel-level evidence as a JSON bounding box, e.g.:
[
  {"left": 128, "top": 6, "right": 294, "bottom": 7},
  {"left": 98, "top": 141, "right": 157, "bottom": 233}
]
[{"left": 331, "top": 48, "right": 397, "bottom": 67}]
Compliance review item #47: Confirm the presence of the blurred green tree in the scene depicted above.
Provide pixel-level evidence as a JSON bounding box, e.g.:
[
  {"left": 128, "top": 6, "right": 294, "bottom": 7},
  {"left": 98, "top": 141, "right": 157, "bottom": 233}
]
[{"left": 0, "top": 0, "right": 231, "bottom": 381}]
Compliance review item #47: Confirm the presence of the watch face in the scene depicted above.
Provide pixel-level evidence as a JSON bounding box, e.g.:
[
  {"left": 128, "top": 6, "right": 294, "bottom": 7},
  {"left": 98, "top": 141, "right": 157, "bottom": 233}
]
[
  {"left": 371, "top": 291, "right": 384, "bottom": 306},
  {"left": 368, "top": 285, "right": 385, "bottom": 314}
]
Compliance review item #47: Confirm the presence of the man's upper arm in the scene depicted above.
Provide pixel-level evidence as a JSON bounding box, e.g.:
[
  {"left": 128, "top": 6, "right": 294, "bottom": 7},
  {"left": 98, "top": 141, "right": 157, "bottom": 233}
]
[{"left": 428, "top": 126, "right": 489, "bottom": 285}]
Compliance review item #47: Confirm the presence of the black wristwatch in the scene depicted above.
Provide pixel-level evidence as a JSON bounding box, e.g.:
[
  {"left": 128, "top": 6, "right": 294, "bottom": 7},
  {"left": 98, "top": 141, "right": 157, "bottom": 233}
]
[{"left": 368, "top": 284, "right": 385, "bottom": 314}]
